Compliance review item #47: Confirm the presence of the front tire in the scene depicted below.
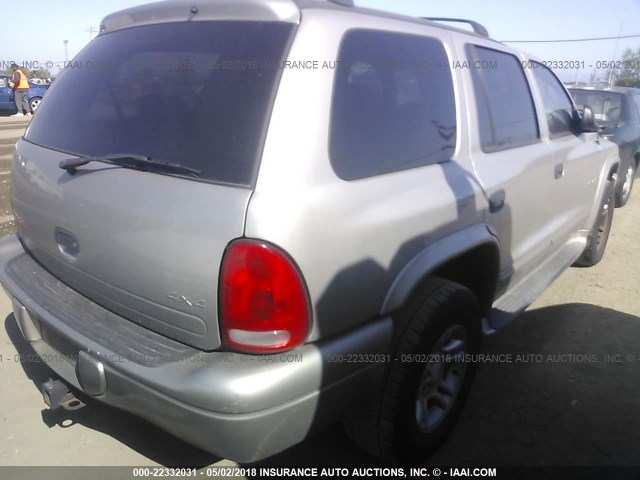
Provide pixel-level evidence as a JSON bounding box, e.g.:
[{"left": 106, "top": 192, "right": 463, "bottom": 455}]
[
  {"left": 615, "top": 161, "right": 636, "bottom": 207},
  {"left": 574, "top": 179, "right": 615, "bottom": 267},
  {"left": 346, "top": 277, "right": 481, "bottom": 464}
]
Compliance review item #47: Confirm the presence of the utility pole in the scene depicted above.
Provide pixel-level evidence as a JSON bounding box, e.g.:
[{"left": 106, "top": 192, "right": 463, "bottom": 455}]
[
  {"left": 608, "top": 21, "right": 624, "bottom": 86},
  {"left": 86, "top": 26, "right": 97, "bottom": 40},
  {"left": 63, "top": 40, "right": 69, "bottom": 64}
]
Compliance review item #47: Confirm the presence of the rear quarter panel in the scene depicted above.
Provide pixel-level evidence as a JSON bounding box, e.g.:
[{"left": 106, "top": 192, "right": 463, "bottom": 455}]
[{"left": 245, "top": 10, "right": 490, "bottom": 341}]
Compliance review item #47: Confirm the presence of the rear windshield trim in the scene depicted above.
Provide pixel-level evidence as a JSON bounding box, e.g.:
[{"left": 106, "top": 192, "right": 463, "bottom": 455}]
[
  {"left": 21, "top": 138, "right": 257, "bottom": 189},
  {"left": 246, "top": 23, "right": 297, "bottom": 188}
]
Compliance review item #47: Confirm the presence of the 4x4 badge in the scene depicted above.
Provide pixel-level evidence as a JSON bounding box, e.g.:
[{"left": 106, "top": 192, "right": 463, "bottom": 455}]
[{"left": 167, "top": 292, "right": 206, "bottom": 309}]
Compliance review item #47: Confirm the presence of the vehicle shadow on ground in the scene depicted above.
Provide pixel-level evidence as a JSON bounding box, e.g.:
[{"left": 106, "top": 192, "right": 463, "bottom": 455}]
[
  {"left": 248, "top": 303, "right": 640, "bottom": 469},
  {"left": 6, "top": 303, "right": 640, "bottom": 468},
  {"left": 4, "top": 313, "right": 217, "bottom": 467}
]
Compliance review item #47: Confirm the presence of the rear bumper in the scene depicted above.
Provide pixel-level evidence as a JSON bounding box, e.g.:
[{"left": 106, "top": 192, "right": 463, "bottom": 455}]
[{"left": 0, "top": 234, "right": 391, "bottom": 462}]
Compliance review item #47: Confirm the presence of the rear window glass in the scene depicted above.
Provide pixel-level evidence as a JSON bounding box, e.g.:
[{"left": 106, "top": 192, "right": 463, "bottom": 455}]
[
  {"left": 25, "top": 22, "right": 293, "bottom": 186},
  {"left": 330, "top": 30, "right": 456, "bottom": 180}
]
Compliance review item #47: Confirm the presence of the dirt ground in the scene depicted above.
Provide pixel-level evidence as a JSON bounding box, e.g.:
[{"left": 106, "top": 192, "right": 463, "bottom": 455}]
[{"left": 0, "top": 115, "right": 639, "bottom": 473}]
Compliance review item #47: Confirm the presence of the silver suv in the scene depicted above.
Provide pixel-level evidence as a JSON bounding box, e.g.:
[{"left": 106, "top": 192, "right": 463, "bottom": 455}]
[{"left": 0, "top": 0, "right": 619, "bottom": 464}]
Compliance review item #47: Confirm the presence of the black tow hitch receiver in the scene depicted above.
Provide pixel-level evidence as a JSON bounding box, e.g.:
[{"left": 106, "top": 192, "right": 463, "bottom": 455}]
[{"left": 41, "top": 378, "right": 84, "bottom": 410}]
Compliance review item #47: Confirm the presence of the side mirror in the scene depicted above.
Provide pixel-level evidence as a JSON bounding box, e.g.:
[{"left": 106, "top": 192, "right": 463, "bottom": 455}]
[{"left": 579, "top": 105, "right": 599, "bottom": 133}]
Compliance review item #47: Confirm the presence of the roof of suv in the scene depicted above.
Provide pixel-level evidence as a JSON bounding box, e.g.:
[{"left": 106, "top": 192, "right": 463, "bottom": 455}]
[{"left": 100, "top": 0, "right": 497, "bottom": 43}]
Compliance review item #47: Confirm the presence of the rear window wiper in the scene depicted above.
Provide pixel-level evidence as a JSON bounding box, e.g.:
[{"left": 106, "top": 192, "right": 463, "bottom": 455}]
[{"left": 59, "top": 154, "right": 202, "bottom": 178}]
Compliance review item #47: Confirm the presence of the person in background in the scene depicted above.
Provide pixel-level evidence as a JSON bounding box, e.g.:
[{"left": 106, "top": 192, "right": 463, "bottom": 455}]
[{"left": 8, "top": 62, "right": 30, "bottom": 117}]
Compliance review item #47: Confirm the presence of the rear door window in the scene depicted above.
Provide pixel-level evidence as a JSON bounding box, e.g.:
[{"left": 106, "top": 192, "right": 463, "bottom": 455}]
[
  {"left": 25, "top": 22, "right": 294, "bottom": 186},
  {"left": 467, "top": 45, "right": 539, "bottom": 151},
  {"left": 330, "top": 30, "right": 456, "bottom": 180}
]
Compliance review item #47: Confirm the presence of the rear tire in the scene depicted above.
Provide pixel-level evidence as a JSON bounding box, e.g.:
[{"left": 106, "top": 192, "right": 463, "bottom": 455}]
[
  {"left": 29, "top": 96, "right": 42, "bottom": 114},
  {"left": 346, "top": 277, "right": 481, "bottom": 464},
  {"left": 574, "top": 179, "right": 615, "bottom": 267}
]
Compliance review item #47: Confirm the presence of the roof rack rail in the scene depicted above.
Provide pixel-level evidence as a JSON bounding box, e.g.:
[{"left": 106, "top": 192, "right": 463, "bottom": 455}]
[
  {"left": 327, "top": 0, "right": 354, "bottom": 6},
  {"left": 422, "top": 17, "right": 489, "bottom": 38}
]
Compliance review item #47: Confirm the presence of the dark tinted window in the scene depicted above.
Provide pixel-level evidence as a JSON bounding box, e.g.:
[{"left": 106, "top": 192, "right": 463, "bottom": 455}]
[
  {"left": 633, "top": 95, "right": 640, "bottom": 124},
  {"left": 25, "top": 22, "right": 293, "bottom": 186},
  {"left": 330, "top": 30, "right": 456, "bottom": 180},
  {"left": 467, "top": 46, "right": 539, "bottom": 151},
  {"left": 531, "top": 63, "right": 575, "bottom": 136},
  {"left": 571, "top": 89, "right": 624, "bottom": 126}
]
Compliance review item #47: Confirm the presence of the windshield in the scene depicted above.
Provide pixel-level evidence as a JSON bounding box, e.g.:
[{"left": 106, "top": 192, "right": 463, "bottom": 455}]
[
  {"left": 570, "top": 90, "right": 623, "bottom": 125},
  {"left": 25, "top": 21, "right": 294, "bottom": 186}
]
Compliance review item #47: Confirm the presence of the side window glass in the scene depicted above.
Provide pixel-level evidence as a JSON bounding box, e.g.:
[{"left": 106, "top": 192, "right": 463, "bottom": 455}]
[
  {"left": 330, "top": 30, "right": 456, "bottom": 180},
  {"left": 633, "top": 95, "right": 640, "bottom": 125},
  {"left": 571, "top": 90, "right": 623, "bottom": 124},
  {"left": 531, "top": 63, "right": 575, "bottom": 137},
  {"left": 467, "top": 45, "right": 539, "bottom": 151}
]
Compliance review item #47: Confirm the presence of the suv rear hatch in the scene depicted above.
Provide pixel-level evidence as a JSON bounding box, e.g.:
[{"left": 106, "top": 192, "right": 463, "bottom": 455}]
[{"left": 12, "top": 8, "right": 296, "bottom": 350}]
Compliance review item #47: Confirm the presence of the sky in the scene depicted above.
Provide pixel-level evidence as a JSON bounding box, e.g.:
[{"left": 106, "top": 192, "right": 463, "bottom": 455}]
[{"left": 1, "top": 0, "right": 640, "bottom": 82}]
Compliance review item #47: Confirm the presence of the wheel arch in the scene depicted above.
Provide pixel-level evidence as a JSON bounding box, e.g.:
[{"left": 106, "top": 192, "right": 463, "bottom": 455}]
[
  {"left": 583, "top": 149, "right": 620, "bottom": 228},
  {"left": 604, "top": 144, "right": 620, "bottom": 182},
  {"left": 380, "top": 224, "right": 500, "bottom": 318}
]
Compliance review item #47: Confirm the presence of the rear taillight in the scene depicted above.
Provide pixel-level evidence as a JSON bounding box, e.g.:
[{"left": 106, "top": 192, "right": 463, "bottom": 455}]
[{"left": 220, "top": 239, "right": 310, "bottom": 353}]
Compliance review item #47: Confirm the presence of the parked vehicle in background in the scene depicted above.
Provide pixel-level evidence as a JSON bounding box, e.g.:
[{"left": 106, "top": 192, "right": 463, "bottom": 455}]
[
  {"left": 570, "top": 85, "right": 640, "bottom": 207},
  {"left": 0, "top": 0, "right": 620, "bottom": 465},
  {"left": 0, "top": 75, "right": 50, "bottom": 114}
]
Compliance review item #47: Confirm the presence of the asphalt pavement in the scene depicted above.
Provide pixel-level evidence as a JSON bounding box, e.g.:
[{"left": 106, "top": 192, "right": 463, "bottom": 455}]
[{"left": 0, "top": 114, "right": 639, "bottom": 474}]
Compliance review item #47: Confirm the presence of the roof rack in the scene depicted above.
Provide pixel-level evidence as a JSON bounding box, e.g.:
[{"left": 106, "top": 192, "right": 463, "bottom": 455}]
[
  {"left": 317, "top": 5, "right": 489, "bottom": 37},
  {"left": 422, "top": 17, "right": 489, "bottom": 38}
]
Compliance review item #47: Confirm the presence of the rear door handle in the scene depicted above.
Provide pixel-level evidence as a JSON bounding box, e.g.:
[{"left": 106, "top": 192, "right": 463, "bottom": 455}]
[{"left": 554, "top": 163, "right": 564, "bottom": 179}]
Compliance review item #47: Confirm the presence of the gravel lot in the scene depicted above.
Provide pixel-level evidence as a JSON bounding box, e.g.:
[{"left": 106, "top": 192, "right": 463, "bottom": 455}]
[{"left": 0, "top": 115, "right": 639, "bottom": 473}]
